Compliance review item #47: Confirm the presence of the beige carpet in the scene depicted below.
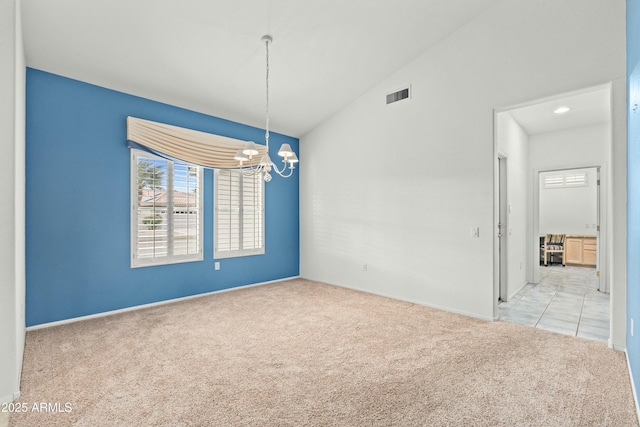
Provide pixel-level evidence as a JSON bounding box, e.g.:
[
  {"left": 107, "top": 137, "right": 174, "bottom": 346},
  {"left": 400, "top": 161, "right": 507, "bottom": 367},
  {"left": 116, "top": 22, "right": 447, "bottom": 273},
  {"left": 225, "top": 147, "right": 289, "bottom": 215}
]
[{"left": 9, "top": 279, "right": 639, "bottom": 426}]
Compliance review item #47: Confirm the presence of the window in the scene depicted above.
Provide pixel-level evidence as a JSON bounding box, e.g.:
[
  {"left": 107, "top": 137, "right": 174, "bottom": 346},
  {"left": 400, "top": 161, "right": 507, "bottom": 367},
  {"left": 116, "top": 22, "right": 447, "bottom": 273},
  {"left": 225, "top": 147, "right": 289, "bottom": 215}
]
[
  {"left": 214, "top": 169, "right": 264, "bottom": 259},
  {"left": 564, "top": 172, "right": 588, "bottom": 186},
  {"left": 131, "top": 149, "right": 203, "bottom": 267},
  {"left": 543, "top": 172, "right": 588, "bottom": 189}
]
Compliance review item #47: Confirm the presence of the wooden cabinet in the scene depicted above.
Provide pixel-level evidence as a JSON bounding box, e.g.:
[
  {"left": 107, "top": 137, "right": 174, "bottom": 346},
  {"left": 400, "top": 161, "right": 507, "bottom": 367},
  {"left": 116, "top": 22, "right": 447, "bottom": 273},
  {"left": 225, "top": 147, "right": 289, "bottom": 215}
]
[
  {"left": 565, "top": 238, "right": 584, "bottom": 264},
  {"left": 565, "top": 236, "right": 597, "bottom": 266},
  {"left": 582, "top": 239, "right": 597, "bottom": 265}
]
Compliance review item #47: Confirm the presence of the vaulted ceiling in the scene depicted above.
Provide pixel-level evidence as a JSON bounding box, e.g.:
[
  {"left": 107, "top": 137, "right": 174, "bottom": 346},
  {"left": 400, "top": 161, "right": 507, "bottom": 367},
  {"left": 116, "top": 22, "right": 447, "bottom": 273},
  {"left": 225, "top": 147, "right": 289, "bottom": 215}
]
[{"left": 21, "top": 0, "right": 501, "bottom": 137}]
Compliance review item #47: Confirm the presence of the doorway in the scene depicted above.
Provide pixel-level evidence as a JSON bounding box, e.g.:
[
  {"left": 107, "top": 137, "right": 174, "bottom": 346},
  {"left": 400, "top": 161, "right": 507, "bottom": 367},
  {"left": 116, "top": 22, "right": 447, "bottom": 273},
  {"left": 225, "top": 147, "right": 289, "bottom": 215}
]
[
  {"left": 538, "top": 166, "right": 601, "bottom": 289},
  {"left": 493, "top": 84, "right": 612, "bottom": 342}
]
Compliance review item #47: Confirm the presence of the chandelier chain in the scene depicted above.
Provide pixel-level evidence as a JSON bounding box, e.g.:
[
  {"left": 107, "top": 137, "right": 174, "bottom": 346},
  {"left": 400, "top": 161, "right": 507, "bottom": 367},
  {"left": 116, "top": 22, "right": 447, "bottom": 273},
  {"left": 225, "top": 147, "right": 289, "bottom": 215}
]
[
  {"left": 236, "top": 35, "right": 295, "bottom": 181},
  {"left": 265, "top": 38, "right": 270, "bottom": 149}
]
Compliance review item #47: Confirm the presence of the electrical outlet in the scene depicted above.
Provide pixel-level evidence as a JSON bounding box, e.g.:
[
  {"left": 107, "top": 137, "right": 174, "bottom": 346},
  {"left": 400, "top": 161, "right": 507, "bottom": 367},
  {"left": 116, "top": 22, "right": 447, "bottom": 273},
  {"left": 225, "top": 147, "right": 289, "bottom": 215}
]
[
  {"left": 215, "top": 262, "right": 220, "bottom": 271},
  {"left": 362, "top": 263, "right": 368, "bottom": 272}
]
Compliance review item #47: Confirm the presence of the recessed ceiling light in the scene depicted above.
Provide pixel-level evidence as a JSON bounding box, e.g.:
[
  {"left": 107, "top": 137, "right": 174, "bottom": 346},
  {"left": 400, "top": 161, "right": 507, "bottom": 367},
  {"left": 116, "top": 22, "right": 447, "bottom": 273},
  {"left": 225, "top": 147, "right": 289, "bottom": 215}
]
[{"left": 553, "top": 106, "right": 571, "bottom": 114}]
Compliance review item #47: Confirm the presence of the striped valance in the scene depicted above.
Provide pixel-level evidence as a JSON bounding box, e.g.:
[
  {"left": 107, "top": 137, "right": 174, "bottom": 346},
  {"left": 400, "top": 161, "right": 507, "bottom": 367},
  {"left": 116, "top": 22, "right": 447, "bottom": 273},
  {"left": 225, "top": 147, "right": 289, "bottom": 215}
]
[{"left": 126, "top": 116, "right": 267, "bottom": 169}]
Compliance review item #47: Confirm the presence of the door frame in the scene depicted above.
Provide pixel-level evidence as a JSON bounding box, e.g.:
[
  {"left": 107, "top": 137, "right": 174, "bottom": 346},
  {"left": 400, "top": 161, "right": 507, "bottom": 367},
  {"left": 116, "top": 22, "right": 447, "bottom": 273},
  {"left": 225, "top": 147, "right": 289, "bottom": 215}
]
[
  {"left": 532, "top": 164, "right": 607, "bottom": 292},
  {"left": 493, "top": 82, "right": 617, "bottom": 347},
  {"left": 498, "top": 154, "right": 508, "bottom": 302}
]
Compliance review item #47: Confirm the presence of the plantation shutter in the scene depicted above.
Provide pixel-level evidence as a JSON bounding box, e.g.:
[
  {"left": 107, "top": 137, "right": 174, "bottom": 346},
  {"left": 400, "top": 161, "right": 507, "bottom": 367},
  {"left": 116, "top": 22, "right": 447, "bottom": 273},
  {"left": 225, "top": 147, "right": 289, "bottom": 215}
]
[
  {"left": 135, "top": 156, "right": 170, "bottom": 260},
  {"left": 216, "top": 170, "right": 242, "bottom": 253},
  {"left": 543, "top": 174, "right": 564, "bottom": 188},
  {"left": 214, "top": 170, "right": 264, "bottom": 258},
  {"left": 242, "top": 172, "right": 264, "bottom": 251},
  {"left": 172, "top": 164, "right": 201, "bottom": 256},
  {"left": 543, "top": 172, "right": 588, "bottom": 189},
  {"left": 564, "top": 172, "right": 587, "bottom": 186},
  {"left": 133, "top": 150, "right": 203, "bottom": 267}
]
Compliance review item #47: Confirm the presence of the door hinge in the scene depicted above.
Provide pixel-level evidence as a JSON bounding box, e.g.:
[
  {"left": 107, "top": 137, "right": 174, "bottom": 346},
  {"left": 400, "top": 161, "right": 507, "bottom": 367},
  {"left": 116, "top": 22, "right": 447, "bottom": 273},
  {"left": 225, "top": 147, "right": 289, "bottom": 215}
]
[{"left": 596, "top": 271, "right": 600, "bottom": 277}]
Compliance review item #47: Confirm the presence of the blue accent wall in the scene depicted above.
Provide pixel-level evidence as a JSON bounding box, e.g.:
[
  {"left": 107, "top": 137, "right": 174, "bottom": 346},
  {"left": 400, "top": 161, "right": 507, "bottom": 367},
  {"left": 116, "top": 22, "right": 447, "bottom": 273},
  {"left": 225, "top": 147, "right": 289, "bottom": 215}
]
[
  {"left": 25, "top": 68, "right": 299, "bottom": 326},
  {"left": 628, "top": 0, "right": 640, "bottom": 402}
]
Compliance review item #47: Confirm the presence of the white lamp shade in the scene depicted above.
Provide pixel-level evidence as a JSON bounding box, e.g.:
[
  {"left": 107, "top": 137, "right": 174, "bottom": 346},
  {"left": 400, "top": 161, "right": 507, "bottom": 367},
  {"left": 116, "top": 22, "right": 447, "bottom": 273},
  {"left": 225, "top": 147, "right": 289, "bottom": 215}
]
[
  {"left": 234, "top": 150, "right": 249, "bottom": 162},
  {"left": 277, "top": 143, "right": 294, "bottom": 158},
  {"left": 259, "top": 154, "right": 273, "bottom": 166},
  {"left": 243, "top": 141, "right": 260, "bottom": 156},
  {"left": 286, "top": 152, "right": 299, "bottom": 163}
]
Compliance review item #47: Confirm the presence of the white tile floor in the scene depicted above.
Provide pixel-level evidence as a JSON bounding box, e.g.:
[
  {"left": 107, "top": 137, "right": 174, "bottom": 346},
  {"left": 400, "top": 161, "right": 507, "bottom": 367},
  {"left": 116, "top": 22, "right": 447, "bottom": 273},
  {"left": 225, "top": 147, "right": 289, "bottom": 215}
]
[{"left": 499, "top": 265, "right": 609, "bottom": 342}]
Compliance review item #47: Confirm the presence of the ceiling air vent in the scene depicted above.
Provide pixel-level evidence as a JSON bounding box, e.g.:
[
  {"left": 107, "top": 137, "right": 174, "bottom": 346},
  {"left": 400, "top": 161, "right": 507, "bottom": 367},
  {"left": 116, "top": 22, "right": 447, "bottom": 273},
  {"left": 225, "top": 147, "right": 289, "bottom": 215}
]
[{"left": 386, "top": 86, "right": 411, "bottom": 105}]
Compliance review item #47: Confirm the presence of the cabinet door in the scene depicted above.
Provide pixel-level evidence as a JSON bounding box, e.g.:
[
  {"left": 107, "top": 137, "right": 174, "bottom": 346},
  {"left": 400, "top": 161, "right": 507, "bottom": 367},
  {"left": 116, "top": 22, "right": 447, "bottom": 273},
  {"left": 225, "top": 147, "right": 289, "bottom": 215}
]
[
  {"left": 583, "top": 250, "right": 596, "bottom": 266},
  {"left": 565, "top": 238, "right": 583, "bottom": 264},
  {"left": 583, "top": 238, "right": 597, "bottom": 266}
]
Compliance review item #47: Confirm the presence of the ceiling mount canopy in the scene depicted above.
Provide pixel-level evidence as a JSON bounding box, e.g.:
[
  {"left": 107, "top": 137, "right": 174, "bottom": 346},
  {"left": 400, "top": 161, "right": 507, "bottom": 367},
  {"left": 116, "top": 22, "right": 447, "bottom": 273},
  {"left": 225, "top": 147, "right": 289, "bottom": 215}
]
[{"left": 235, "top": 35, "right": 298, "bottom": 182}]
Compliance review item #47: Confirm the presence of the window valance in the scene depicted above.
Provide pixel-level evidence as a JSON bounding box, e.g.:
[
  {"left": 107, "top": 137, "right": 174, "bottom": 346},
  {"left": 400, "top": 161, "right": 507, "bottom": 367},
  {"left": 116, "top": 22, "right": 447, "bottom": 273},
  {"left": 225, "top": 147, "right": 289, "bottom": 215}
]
[{"left": 126, "top": 116, "right": 267, "bottom": 169}]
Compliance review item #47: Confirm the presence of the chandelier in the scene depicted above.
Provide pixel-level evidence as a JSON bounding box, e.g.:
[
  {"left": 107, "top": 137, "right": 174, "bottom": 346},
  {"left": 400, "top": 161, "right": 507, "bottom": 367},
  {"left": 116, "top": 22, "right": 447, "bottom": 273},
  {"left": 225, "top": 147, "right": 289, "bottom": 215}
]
[{"left": 234, "top": 35, "right": 298, "bottom": 182}]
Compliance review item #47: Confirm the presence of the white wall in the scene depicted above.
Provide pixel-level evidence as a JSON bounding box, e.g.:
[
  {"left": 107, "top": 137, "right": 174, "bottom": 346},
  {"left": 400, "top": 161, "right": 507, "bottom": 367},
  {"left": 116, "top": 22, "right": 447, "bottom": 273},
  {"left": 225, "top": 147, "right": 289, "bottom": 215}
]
[
  {"left": 300, "top": 0, "right": 625, "bottom": 323},
  {"left": 530, "top": 123, "right": 609, "bottom": 168},
  {"left": 539, "top": 168, "right": 598, "bottom": 236},
  {"left": 496, "top": 112, "right": 529, "bottom": 300},
  {"left": 0, "top": 0, "right": 26, "bottom": 403}
]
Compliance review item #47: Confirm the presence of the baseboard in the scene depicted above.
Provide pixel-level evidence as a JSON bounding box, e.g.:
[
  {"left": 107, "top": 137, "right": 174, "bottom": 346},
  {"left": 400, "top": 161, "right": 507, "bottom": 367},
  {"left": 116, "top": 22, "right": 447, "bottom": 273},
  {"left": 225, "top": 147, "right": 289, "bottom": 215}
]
[
  {"left": 27, "top": 276, "right": 300, "bottom": 331},
  {"left": 0, "top": 391, "right": 19, "bottom": 404},
  {"left": 321, "top": 280, "right": 494, "bottom": 322},
  {"left": 507, "top": 281, "right": 529, "bottom": 301},
  {"left": 626, "top": 350, "right": 640, "bottom": 425}
]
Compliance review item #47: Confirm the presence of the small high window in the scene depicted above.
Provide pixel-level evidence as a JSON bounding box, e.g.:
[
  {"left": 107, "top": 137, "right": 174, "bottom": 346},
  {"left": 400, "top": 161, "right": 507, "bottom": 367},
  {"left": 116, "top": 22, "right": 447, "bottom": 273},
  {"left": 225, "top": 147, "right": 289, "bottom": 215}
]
[{"left": 543, "top": 172, "right": 588, "bottom": 189}]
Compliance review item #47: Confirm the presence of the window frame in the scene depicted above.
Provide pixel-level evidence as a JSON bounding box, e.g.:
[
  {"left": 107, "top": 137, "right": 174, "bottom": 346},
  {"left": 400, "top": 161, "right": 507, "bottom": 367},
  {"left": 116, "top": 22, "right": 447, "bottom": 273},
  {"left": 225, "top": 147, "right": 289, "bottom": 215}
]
[
  {"left": 130, "top": 149, "right": 204, "bottom": 268},
  {"left": 213, "top": 169, "right": 265, "bottom": 259}
]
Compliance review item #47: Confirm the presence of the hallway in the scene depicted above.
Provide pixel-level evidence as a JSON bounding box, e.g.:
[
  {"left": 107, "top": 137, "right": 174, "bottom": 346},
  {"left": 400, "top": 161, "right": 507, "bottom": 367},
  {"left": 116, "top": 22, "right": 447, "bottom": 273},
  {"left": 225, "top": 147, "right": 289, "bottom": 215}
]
[{"left": 499, "top": 265, "right": 609, "bottom": 342}]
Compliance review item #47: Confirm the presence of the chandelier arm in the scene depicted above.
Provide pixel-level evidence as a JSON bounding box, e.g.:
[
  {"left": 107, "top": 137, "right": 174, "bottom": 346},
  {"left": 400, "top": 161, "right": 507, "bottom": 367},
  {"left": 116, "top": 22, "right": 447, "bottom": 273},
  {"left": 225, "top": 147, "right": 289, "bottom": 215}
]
[
  {"left": 273, "top": 163, "right": 294, "bottom": 178},
  {"left": 270, "top": 160, "right": 287, "bottom": 175},
  {"left": 282, "top": 167, "right": 295, "bottom": 178},
  {"left": 242, "top": 163, "right": 264, "bottom": 176}
]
